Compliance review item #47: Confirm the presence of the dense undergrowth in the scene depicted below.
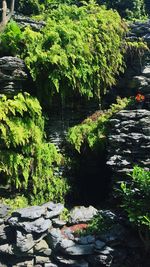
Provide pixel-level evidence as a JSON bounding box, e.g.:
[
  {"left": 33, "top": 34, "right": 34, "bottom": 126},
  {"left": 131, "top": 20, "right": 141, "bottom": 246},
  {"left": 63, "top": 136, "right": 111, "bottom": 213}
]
[{"left": 0, "top": 93, "right": 69, "bottom": 206}]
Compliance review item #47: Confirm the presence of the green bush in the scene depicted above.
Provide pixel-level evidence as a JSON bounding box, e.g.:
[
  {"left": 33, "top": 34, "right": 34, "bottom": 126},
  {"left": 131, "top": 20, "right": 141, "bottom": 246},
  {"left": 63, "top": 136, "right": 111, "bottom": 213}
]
[
  {"left": 15, "top": 0, "right": 41, "bottom": 15},
  {"left": 0, "top": 20, "right": 23, "bottom": 56},
  {"left": 120, "top": 166, "right": 150, "bottom": 251},
  {"left": 99, "top": 0, "right": 147, "bottom": 19},
  {"left": 0, "top": 93, "right": 69, "bottom": 205},
  {"left": 21, "top": 3, "right": 126, "bottom": 103}
]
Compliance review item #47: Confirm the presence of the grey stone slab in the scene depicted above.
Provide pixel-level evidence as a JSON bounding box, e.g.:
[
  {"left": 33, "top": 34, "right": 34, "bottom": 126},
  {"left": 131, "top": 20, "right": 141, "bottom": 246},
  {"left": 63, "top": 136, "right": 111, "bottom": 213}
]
[
  {"left": 12, "top": 206, "right": 47, "bottom": 220},
  {"left": 69, "top": 206, "right": 97, "bottom": 224}
]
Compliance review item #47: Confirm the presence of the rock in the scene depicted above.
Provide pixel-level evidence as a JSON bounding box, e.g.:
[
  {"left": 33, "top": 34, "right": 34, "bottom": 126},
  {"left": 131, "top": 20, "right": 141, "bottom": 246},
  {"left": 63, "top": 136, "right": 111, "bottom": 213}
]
[
  {"left": 13, "top": 258, "right": 34, "bottom": 267},
  {"left": 61, "top": 244, "right": 94, "bottom": 255},
  {"left": 44, "top": 263, "right": 58, "bottom": 267},
  {"left": 12, "top": 205, "right": 47, "bottom": 220},
  {"left": 13, "top": 13, "right": 46, "bottom": 31},
  {"left": 55, "top": 255, "right": 89, "bottom": 267},
  {"left": 8, "top": 216, "right": 52, "bottom": 233},
  {"left": 16, "top": 230, "right": 35, "bottom": 252},
  {"left": 42, "top": 202, "right": 64, "bottom": 219},
  {"left": 0, "top": 225, "right": 14, "bottom": 243},
  {"left": 94, "top": 240, "right": 106, "bottom": 251},
  {"left": 46, "top": 228, "right": 62, "bottom": 250},
  {"left": 99, "top": 210, "right": 117, "bottom": 222},
  {"left": 52, "top": 218, "right": 66, "bottom": 227},
  {"left": 0, "top": 244, "right": 14, "bottom": 255},
  {"left": 35, "top": 256, "right": 51, "bottom": 264},
  {"left": 0, "top": 204, "right": 10, "bottom": 218},
  {"left": 34, "top": 240, "right": 52, "bottom": 256},
  {"left": 75, "top": 235, "right": 95, "bottom": 245},
  {"left": 99, "top": 246, "right": 114, "bottom": 255},
  {"left": 60, "top": 239, "right": 75, "bottom": 249},
  {"left": 0, "top": 219, "right": 4, "bottom": 225},
  {"left": 142, "top": 65, "right": 150, "bottom": 77},
  {"left": 0, "top": 57, "right": 28, "bottom": 97},
  {"left": 99, "top": 224, "right": 125, "bottom": 245},
  {"left": 69, "top": 206, "right": 98, "bottom": 224},
  {"left": 107, "top": 110, "right": 150, "bottom": 173},
  {"left": 88, "top": 254, "right": 113, "bottom": 267}
]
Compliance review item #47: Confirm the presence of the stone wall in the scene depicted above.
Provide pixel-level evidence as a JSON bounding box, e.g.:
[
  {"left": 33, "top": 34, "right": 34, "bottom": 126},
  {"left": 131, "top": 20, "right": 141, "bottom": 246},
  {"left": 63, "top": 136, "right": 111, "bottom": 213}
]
[
  {"left": 0, "top": 57, "right": 28, "bottom": 97},
  {"left": 107, "top": 109, "right": 150, "bottom": 173},
  {"left": 0, "top": 203, "right": 144, "bottom": 267}
]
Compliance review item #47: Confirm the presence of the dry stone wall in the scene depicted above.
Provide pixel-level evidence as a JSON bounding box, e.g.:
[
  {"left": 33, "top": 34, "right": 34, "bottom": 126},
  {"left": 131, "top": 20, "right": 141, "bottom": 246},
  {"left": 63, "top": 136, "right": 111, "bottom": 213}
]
[
  {"left": 107, "top": 109, "right": 150, "bottom": 174},
  {"left": 0, "top": 203, "right": 144, "bottom": 267}
]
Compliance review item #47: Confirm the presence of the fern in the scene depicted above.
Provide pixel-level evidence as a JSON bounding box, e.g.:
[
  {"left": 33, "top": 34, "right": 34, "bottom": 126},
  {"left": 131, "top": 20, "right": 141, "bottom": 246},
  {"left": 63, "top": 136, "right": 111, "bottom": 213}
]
[{"left": 0, "top": 93, "right": 69, "bottom": 204}]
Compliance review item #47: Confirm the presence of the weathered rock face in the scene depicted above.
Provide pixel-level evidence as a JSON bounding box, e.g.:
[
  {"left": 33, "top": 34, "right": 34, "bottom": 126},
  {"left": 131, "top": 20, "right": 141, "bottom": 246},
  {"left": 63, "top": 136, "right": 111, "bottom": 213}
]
[
  {"left": 127, "top": 20, "right": 150, "bottom": 46},
  {"left": 0, "top": 202, "right": 146, "bottom": 267},
  {"left": 13, "top": 13, "right": 46, "bottom": 31},
  {"left": 0, "top": 57, "right": 28, "bottom": 97},
  {"left": 107, "top": 109, "right": 150, "bottom": 173}
]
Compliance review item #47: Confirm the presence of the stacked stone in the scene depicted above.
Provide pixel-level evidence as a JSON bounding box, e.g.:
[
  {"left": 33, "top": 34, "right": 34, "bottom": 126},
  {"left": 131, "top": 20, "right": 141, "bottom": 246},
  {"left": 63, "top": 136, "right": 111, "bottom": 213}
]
[
  {"left": 12, "top": 14, "right": 46, "bottom": 31},
  {"left": 127, "top": 20, "right": 150, "bottom": 46},
  {"left": 0, "top": 203, "right": 142, "bottom": 267},
  {"left": 107, "top": 109, "right": 150, "bottom": 173},
  {"left": 0, "top": 57, "right": 27, "bottom": 97}
]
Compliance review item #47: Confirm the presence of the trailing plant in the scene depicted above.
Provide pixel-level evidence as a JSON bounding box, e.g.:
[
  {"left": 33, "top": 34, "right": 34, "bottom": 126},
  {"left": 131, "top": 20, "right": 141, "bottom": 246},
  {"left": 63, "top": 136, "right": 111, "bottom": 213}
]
[
  {"left": 67, "top": 97, "right": 129, "bottom": 152},
  {"left": 0, "top": 93, "right": 69, "bottom": 205},
  {"left": 120, "top": 166, "right": 150, "bottom": 252},
  {"left": 0, "top": 20, "right": 23, "bottom": 56},
  {"left": 21, "top": 3, "right": 126, "bottom": 103}
]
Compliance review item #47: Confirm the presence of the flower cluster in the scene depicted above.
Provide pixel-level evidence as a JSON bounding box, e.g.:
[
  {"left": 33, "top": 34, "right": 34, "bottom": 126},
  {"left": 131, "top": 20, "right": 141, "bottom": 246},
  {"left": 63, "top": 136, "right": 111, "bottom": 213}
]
[{"left": 135, "top": 93, "right": 145, "bottom": 102}]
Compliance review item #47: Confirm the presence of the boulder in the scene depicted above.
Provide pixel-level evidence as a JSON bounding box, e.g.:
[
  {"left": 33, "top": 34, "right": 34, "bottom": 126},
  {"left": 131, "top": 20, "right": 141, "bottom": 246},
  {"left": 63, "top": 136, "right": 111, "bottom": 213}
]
[{"left": 69, "top": 206, "right": 97, "bottom": 224}]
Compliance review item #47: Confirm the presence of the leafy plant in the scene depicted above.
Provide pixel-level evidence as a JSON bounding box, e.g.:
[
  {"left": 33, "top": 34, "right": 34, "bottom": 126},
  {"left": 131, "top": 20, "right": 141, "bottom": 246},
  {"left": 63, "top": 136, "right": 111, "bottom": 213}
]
[
  {"left": 0, "top": 20, "right": 23, "bottom": 56},
  {"left": 21, "top": 3, "right": 126, "bottom": 104},
  {"left": 120, "top": 166, "right": 150, "bottom": 252},
  {"left": 67, "top": 97, "right": 129, "bottom": 152},
  {"left": 74, "top": 213, "right": 112, "bottom": 236},
  {"left": 0, "top": 93, "right": 69, "bottom": 204}
]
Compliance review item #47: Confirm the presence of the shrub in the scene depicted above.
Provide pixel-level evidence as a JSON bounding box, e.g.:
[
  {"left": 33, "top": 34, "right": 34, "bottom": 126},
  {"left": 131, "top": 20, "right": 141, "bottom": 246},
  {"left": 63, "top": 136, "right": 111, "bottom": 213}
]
[
  {"left": 0, "top": 93, "right": 69, "bottom": 205},
  {"left": 120, "top": 166, "right": 150, "bottom": 252},
  {"left": 0, "top": 20, "right": 23, "bottom": 56},
  {"left": 99, "top": 0, "right": 147, "bottom": 19},
  {"left": 22, "top": 3, "right": 126, "bottom": 103}
]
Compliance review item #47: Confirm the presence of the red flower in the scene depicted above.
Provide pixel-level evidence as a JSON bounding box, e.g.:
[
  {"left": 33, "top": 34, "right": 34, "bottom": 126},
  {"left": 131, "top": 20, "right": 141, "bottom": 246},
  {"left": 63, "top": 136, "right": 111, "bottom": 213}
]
[{"left": 135, "top": 93, "right": 145, "bottom": 102}]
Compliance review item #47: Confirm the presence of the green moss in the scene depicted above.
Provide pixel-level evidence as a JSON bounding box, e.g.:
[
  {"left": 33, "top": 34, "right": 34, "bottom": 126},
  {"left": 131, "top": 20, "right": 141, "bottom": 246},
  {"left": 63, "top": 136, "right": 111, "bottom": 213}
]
[{"left": 67, "top": 97, "right": 130, "bottom": 152}]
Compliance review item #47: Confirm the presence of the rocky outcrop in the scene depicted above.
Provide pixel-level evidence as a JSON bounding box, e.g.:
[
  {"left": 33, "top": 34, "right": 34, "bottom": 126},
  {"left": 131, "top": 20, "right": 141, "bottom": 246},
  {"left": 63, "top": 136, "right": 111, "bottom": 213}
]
[
  {"left": 127, "top": 20, "right": 150, "bottom": 46},
  {"left": 128, "top": 63, "right": 150, "bottom": 110},
  {"left": 0, "top": 56, "right": 28, "bottom": 97},
  {"left": 107, "top": 109, "right": 150, "bottom": 173},
  {"left": 13, "top": 13, "right": 46, "bottom": 31},
  {"left": 0, "top": 203, "right": 145, "bottom": 267}
]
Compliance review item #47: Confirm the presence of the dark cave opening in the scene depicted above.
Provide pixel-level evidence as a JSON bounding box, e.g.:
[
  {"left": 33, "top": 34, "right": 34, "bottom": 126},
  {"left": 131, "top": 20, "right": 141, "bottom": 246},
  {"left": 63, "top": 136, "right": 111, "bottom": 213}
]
[{"left": 65, "top": 148, "right": 113, "bottom": 207}]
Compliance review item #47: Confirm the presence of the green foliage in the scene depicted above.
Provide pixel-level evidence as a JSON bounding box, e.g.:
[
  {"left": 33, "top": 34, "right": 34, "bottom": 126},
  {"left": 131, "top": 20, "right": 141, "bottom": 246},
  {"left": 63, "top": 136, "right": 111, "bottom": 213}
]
[
  {"left": 99, "top": 0, "right": 147, "bottom": 20},
  {"left": 120, "top": 166, "right": 150, "bottom": 228},
  {"left": 21, "top": 3, "right": 126, "bottom": 103},
  {"left": 0, "top": 195, "right": 28, "bottom": 211},
  {"left": 67, "top": 97, "right": 129, "bottom": 152},
  {"left": 59, "top": 207, "right": 70, "bottom": 222},
  {"left": 0, "top": 93, "right": 69, "bottom": 204},
  {"left": 0, "top": 20, "right": 23, "bottom": 56},
  {"left": 15, "top": 0, "right": 41, "bottom": 15},
  {"left": 75, "top": 213, "right": 112, "bottom": 236},
  {"left": 120, "top": 166, "right": 150, "bottom": 251}
]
